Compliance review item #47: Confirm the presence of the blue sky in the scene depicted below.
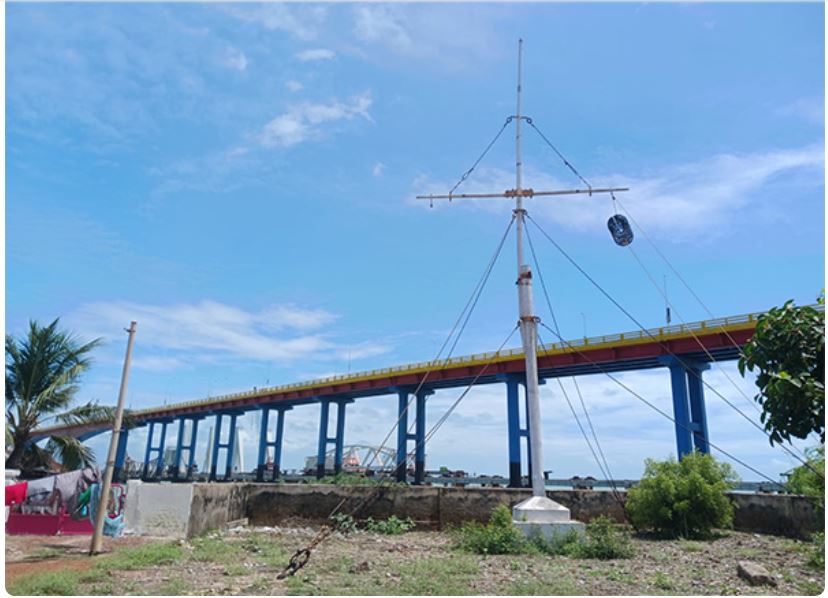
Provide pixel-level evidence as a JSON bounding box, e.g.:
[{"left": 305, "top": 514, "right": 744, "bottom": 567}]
[{"left": 6, "top": 3, "right": 825, "bottom": 481}]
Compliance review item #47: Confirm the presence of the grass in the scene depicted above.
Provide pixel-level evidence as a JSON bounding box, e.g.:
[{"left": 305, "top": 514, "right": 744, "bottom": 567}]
[
  {"left": 651, "top": 571, "right": 674, "bottom": 591},
  {"left": 677, "top": 539, "right": 705, "bottom": 553},
  {"left": 7, "top": 570, "right": 80, "bottom": 596}
]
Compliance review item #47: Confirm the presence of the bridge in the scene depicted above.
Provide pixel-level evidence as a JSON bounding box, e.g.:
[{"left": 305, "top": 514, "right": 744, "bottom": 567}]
[{"left": 33, "top": 308, "right": 776, "bottom": 488}]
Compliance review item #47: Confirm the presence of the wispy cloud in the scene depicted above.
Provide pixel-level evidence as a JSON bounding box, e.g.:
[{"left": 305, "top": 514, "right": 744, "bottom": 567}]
[
  {"left": 222, "top": 4, "right": 327, "bottom": 41},
  {"left": 372, "top": 162, "right": 385, "bottom": 177},
  {"left": 285, "top": 80, "right": 304, "bottom": 92},
  {"left": 413, "top": 143, "right": 824, "bottom": 241},
  {"left": 259, "top": 92, "right": 373, "bottom": 148},
  {"left": 774, "top": 97, "right": 824, "bottom": 126},
  {"left": 220, "top": 46, "right": 248, "bottom": 71},
  {"left": 295, "top": 48, "right": 335, "bottom": 62},
  {"left": 67, "top": 300, "right": 349, "bottom": 367}
]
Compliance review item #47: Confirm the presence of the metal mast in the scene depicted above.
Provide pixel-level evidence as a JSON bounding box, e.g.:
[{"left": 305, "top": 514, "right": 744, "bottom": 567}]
[{"left": 416, "top": 40, "right": 628, "bottom": 497}]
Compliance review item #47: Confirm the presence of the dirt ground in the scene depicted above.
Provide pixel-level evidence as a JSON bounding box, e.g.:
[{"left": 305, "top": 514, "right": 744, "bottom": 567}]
[{"left": 5, "top": 525, "right": 825, "bottom": 595}]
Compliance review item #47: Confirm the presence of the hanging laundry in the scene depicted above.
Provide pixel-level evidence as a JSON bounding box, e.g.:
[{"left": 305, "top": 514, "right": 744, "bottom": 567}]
[
  {"left": 87, "top": 483, "right": 125, "bottom": 538},
  {"left": 5, "top": 482, "right": 28, "bottom": 506},
  {"left": 25, "top": 476, "right": 56, "bottom": 505},
  {"left": 54, "top": 470, "right": 83, "bottom": 512}
]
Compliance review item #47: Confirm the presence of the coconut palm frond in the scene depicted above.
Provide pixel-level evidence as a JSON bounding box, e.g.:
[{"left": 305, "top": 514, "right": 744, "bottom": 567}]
[
  {"left": 46, "top": 435, "right": 96, "bottom": 472},
  {"left": 55, "top": 402, "right": 117, "bottom": 427}
]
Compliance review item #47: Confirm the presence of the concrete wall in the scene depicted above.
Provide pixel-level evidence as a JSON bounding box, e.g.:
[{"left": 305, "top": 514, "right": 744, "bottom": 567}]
[
  {"left": 188, "top": 483, "right": 248, "bottom": 538},
  {"left": 244, "top": 484, "right": 822, "bottom": 539},
  {"left": 123, "top": 482, "right": 822, "bottom": 539},
  {"left": 123, "top": 480, "right": 194, "bottom": 538}
]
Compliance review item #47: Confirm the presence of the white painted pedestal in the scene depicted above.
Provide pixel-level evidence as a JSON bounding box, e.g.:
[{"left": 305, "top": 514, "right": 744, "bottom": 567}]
[{"left": 512, "top": 495, "right": 585, "bottom": 540}]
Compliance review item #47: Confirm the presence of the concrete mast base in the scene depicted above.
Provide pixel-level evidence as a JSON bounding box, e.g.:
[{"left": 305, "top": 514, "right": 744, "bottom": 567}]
[{"left": 512, "top": 495, "right": 585, "bottom": 540}]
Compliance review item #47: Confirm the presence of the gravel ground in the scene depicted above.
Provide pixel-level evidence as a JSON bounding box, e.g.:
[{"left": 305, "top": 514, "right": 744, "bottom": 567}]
[{"left": 5, "top": 526, "right": 825, "bottom": 595}]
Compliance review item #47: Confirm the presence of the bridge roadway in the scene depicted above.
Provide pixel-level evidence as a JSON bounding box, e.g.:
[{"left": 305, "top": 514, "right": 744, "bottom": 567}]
[{"left": 31, "top": 309, "right": 770, "bottom": 487}]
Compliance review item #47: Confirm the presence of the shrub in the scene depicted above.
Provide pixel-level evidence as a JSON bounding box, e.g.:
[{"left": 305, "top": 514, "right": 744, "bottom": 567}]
[
  {"left": 330, "top": 512, "right": 359, "bottom": 534},
  {"left": 569, "top": 516, "right": 634, "bottom": 559},
  {"left": 625, "top": 452, "right": 738, "bottom": 538},
  {"left": 364, "top": 515, "right": 415, "bottom": 535},
  {"left": 454, "top": 504, "right": 532, "bottom": 555},
  {"left": 787, "top": 445, "right": 825, "bottom": 509},
  {"left": 808, "top": 532, "right": 825, "bottom": 570}
]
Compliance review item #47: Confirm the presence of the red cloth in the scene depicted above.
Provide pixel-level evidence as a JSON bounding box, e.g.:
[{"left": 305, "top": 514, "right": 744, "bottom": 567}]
[{"left": 5, "top": 481, "right": 28, "bottom": 506}]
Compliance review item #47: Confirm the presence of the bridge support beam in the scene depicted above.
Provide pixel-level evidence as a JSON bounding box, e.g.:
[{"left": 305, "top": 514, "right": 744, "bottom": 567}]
[
  {"left": 142, "top": 420, "right": 173, "bottom": 480},
  {"left": 393, "top": 387, "right": 434, "bottom": 484},
  {"left": 257, "top": 405, "right": 292, "bottom": 482},
  {"left": 209, "top": 411, "right": 243, "bottom": 482},
  {"left": 113, "top": 427, "right": 129, "bottom": 483},
  {"left": 173, "top": 417, "right": 204, "bottom": 481},
  {"left": 316, "top": 399, "right": 354, "bottom": 479},
  {"left": 661, "top": 356, "right": 711, "bottom": 458},
  {"left": 500, "top": 374, "right": 543, "bottom": 488}
]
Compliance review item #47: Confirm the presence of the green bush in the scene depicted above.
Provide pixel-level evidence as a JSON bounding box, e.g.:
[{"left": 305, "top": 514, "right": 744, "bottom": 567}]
[
  {"left": 454, "top": 504, "right": 532, "bottom": 555},
  {"left": 787, "top": 445, "right": 824, "bottom": 508},
  {"left": 330, "top": 512, "right": 359, "bottom": 534},
  {"left": 625, "top": 452, "right": 738, "bottom": 538},
  {"left": 364, "top": 515, "right": 415, "bottom": 535},
  {"left": 569, "top": 516, "right": 634, "bottom": 559},
  {"left": 808, "top": 532, "right": 825, "bottom": 570}
]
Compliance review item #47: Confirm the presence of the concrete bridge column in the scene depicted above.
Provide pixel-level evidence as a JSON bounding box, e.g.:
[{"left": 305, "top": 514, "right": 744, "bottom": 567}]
[
  {"left": 257, "top": 405, "right": 292, "bottom": 482},
  {"left": 502, "top": 374, "right": 536, "bottom": 488},
  {"left": 661, "top": 356, "right": 710, "bottom": 459},
  {"left": 142, "top": 420, "right": 171, "bottom": 480},
  {"left": 209, "top": 410, "right": 244, "bottom": 482},
  {"left": 113, "top": 427, "right": 129, "bottom": 482},
  {"left": 394, "top": 387, "right": 433, "bottom": 484},
  {"left": 173, "top": 416, "right": 204, "bottom": 481},
  {"left": 316, "top": 398, "right": 353, "bottom": 479},
  {"left": 687, "top": 364, "right": 711, "bottom": 454}
]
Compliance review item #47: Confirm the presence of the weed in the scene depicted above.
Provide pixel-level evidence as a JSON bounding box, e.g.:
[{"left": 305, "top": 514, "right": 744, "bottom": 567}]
[
  {"left": 569, "top": 517, "right": 634, "bottom": 560},
  {"left": 652, "top": 571, "right": 673, "bottom": 591},
  {"left": 798, "top": 579, "right": 824, "bottom": 596},
  {"left": 507, "top": 578, "right": 584, "bottom": 595},
  {"left": 677, "top": 539, "right": 705, "bottom": 553},
  {"left": 807, "top": 532, "right": 825, "bottom": 570},
  {"left": 396, "top": 556, "right": 480, "bottom": 595},
  {"left": 363, "top": 515, "right": 415, "bottom": 535},
  {"left": 331, "top": 513, "right": 359, "bottom": 534},
  {"left": 454, "top": 504, "right": 532, "bottom": 555},
  {"left": 223, "top": 563, "right": 247, "bottom": 576},
  {"left": 159, "top": 578, "right": 192, "bottom": 595},
  {"left": 190, "top": 535, "right": 241, "bottom": 564}
]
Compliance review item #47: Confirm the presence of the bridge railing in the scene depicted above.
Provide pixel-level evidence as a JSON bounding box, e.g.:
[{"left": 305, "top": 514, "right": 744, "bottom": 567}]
[{"left": 62, "top": 303, "right": 822, "bottom": 424}]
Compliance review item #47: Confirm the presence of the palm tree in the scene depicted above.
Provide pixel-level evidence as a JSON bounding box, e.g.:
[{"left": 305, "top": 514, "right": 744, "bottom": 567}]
[{"left": 6, "top": 318, "right": 113, "bottom": 474}]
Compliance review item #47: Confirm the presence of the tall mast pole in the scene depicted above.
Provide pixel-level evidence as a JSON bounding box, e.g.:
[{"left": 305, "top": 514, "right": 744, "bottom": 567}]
[{"left": 513, "top": 39, "right": 546, "bottom": 498}]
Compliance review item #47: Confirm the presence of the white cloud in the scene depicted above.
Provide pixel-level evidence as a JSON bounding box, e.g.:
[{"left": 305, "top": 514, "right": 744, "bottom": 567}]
[
  {"left": 372, "top": 162, "right": 385, "bottom": 177},
  {"left": 220, "top": 46, "right": 248, "bottom": 71},
  {"left": 350, "top": 4, "right": 503, "bottom": 69},
  {"left": 223, "top": 4, "right": 326, "bottom": 41},
  {"left": 67, "top": 300, "right": 348, "bottom": 364},
  {"left": 295, "top": 48, "right": 335, "bottom": 62},
  {"left": 285, "top": 80, "right": 304, "bottom": 93},
  {"left": 259, "top": 92, "right": 373, "bottom": 148},
  {"left": 413, "top": 143, "right": 824, "bottom": 240}
]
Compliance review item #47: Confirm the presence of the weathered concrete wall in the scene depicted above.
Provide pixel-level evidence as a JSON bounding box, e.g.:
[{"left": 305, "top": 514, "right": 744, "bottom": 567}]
[
  {"left": 730, "top": 493, "right": 822, "bottom": 538},
  {"left": 188, "top": 483, "right": 248, "bottom": 538},
  {"left": 123, "top": 480, "right": 194, "bottom": 538},
  {"left": 124, "top": 482, "right": 822, "bottom": 539},
  {"left": 243, "top": 484, "right": 822, "bottom": 538}
]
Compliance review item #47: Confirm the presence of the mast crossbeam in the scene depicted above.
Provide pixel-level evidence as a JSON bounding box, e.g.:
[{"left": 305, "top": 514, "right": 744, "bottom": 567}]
[{"left": 416, "top": 186, "right": 628, "bottom": 201}]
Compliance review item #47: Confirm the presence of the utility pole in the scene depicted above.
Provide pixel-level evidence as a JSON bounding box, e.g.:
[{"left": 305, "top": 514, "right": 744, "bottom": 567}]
[
  {"left": 417, "top": 39, "right": 628, "bottom": 535},
  {"left": 90, "top": 321, "right": 137, "bottom": 555}
]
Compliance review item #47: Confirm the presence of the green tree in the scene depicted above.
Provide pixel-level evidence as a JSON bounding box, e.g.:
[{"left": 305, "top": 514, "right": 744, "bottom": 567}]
[
  {"left": 786, "top": 445, "right": 825, "bottom": 505},
  {"left": 5, "top": 319, "right": 110, "bottom": 474},
  {"left": 625, "top": 452, "right": 739, "bottom": 538},
  {"left": 738, "top": 296, "right": 825, "bottom": 445}
]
